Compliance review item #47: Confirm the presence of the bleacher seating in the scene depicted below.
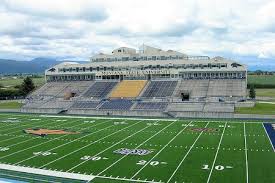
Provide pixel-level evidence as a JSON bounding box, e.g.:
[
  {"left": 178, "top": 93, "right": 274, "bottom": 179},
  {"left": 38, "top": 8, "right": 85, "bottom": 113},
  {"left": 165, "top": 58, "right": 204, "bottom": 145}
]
[
  {"left": 134, "top": 102, "right": 167, "bottom": 111},
  {"left": 110, "top": 80, "right": 147, "bottom": 98},
  {"left": 99, "top": 99, "right": 133, "bottom": 110},
  {"left": 207, "top": 79, "right": 246, "bottom": 97},
  {"left": 83, "top": 81, "right": 117, "bottom": 98},
  {"left": 141, "top": 81, "right": 177, "bottom": 98},
  {"left": 39, "top": 100, "right": 73, "bottom": 109},
  {"left": 31, "top": 82, "right": 69, "bottom": 97},
  {"left": 70, "top": 101, "right": 102, "bottom": 109},
  {"left": 56, "top": 81, "right": 94, "bottom": 97},
  {"left": 174, "top": 80, "right": 209, "bottom": 98},
  {"left": 31, "top": 81, "right": 93, "bottom": 98}
]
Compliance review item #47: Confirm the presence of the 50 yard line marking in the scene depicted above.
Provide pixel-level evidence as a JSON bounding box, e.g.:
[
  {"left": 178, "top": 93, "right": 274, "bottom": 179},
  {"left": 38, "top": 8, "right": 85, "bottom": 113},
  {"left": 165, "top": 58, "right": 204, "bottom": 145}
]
[
  {"left": 244, "top": 123, "right": 249, "bottom": 183},
  {"left": 166, "top": 122, "right": 210, "bottom": 183},
  {"left": 131, "top": 121, "right": 194, "bottom": 179},
  {"left": 206, "top": 122, "right": 227, "bottom": 183}
]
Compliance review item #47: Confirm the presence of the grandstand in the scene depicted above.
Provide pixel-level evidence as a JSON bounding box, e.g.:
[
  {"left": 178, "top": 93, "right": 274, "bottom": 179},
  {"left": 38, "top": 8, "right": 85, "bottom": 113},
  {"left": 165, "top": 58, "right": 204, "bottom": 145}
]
[
  {"left": 110, "top": 80, "right": 147, "bottom": 98},
  {"left": 21, "top": 45, "right": 247, "bottom": 118}
]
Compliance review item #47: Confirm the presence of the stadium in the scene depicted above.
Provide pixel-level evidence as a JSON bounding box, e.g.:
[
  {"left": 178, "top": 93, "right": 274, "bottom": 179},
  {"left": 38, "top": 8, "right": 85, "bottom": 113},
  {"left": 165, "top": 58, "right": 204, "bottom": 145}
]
[
  {"left": 0, "top": 45, "right": 274, "bottom": 183},
  {"left": 21, "top": 45, "right": 247, "bottom": 118}
]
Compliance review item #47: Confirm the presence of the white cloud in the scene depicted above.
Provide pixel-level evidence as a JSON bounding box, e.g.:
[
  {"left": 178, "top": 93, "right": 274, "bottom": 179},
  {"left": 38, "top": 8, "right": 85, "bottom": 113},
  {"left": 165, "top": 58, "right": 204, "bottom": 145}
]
[{"left": 0, "top": 0, "right": 274, "bottom": 69}]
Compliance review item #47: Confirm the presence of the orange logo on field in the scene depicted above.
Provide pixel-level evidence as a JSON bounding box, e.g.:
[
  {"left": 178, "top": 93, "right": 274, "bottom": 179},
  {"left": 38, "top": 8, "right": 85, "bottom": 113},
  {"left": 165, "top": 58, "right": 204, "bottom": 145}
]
[{"left": 23, "top": 128, "right": 80, "bottom": 137}]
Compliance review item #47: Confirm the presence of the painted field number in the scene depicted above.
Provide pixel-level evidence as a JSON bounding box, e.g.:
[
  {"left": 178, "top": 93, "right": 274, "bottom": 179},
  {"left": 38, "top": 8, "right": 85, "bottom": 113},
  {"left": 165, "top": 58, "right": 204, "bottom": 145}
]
[
  {"left": 80, "top": 156, "right": 108, "bottom": 161},
  {"left": 202, "top": 164, "right": 232, "bottom": 171},
  {"left": 0, "top": 147, "right": 9, "bottom": 152},
  {"left": 137, "top": 160, "right": 167, "bottom": 166},
  {"left": 33, "top": 151, "right": 56, "bottom": 156}
]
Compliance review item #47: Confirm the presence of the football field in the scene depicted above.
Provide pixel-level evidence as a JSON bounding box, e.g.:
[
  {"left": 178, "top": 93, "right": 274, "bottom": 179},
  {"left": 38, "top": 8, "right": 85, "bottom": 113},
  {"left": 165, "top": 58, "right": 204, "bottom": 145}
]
[{"left": 0, "top": 113, "right": 274, "bottom": 183}]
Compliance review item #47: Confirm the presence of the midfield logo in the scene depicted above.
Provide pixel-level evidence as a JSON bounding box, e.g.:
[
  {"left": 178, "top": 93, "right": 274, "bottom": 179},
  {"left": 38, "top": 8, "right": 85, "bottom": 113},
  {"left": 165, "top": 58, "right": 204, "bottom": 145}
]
[
  {"left": 113, "top": 148, "right": 153, "bottom": 156},
  {"left": 23, "top": 128, "right": 80, "bottom": 137}
]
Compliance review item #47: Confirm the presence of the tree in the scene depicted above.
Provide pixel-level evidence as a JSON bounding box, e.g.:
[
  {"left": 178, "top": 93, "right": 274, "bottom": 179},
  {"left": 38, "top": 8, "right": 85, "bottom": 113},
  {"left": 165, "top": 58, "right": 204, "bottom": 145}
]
[
  {"left": 249, "top": 84, "right": 256, "bottom": 99},
  {"left": 21, "top": 77, "right": 35, "bottom": 96}
]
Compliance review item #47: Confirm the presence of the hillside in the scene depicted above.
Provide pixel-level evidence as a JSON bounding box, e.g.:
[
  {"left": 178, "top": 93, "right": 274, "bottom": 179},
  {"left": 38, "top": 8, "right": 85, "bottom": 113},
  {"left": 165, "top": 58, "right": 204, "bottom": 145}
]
[{"left": 0, "top": 58, "right": 87, "bottom": 74}]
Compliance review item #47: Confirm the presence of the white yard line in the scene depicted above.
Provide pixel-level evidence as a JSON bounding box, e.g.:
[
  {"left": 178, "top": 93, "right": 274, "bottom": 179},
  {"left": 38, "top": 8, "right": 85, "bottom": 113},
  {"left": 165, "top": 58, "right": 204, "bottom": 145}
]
[
  {"left": 206, "top": 122, "right": 227, "bottom": 183},
  {"left": 0, "top": 173, "right": 55, "bottom": 183},
  {"left": 40, "top": 115, "right": 177, "bottom": 121},
  {"left": 67, "top": 123, "right": 153, "bottom": 172},
  {"left": 244, "top": 123, "right": 249, "bottom": 183},
  {"left": 14, "top": 120, "right": 112, "bottom": 165},
  {"left": 262, "top": 123, "right": 275, "bottom": 152},
  {"left": 39, "top": 121, "right": 142, "bottom": 168},
  {"left": 0, "top": 117, "right": 72, "bottom": 140},
  {"left": 97, "top": 121, "right": 177, "bottom": 176},
  {"left": 0, "top": 163, "right": 95, "bottom": 182},
  {"left": 0, "top": 117, "right": 58, "bottom": 133},
  {"left": 0, "top": 119, "right": 110, "bottom": 160},
  {"left": 167, "top": 122, "right": 210, "bottom": 183},
  {"left": 0, "top": 119, "right": 71, "bottom": 144},
  {"left": 131, "top": 121, "right": 193, "bottom": 179},
  {"left": 95, "top": 175, "right": 161, "bottom": 183},
  {"left": 3, "top": 119, "right": 85, "bottom": 149},
  {"left": 0, "top": 163, "right": 160, "bottom": 183}
]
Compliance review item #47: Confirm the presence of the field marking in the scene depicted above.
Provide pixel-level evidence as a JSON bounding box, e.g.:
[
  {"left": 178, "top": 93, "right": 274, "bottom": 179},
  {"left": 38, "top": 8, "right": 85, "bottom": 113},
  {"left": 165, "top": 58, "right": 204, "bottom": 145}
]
[
  {"left": 39, "top": 120, "right": 142, "bottom": 168},
  {"left": 131, "top": 121, "right": 193, "bottom": 179},
  {"left": 166, "top": 122, "right": 210, "bottom": 183},
  {"left": 0, "top": 118, "right": 85, "bottom": 149},
  {"left": 244, "top": 123, "right": 249, "bottom": 183},
  {"left": 0, "top": 172, "right": 55, "bottom": 183},
  {"left": 66, "top": 122, "right": 154, "bottom": 172},
  {"left": 95, "top": 175, "right": 161, "bottom": 183},
  {"left": 13, "top": 120, "right": 113, "bottom": 165},
  {"left": 96, "top": 121, "right": 177, "bottom": 176},
  {"left": 0, "top": 163, "right": 95, "bottom": 182},
  {"left": 40, "top": 115, "right": 177, "bottom": 121},
  {"left": 0, "top": 118, "right": 80, "bottom": 144},
  {"left": 0, "top": 117, "right": 59, "bottom": 134},
  {"left": 262, "top": 123, "right": 275, "bottom": 152},
  {"left": 206, "top": 122, "right": 227, "bottom": 183},
  {"left": 0, "top": 119, "right": 111, "bottom": 160}
]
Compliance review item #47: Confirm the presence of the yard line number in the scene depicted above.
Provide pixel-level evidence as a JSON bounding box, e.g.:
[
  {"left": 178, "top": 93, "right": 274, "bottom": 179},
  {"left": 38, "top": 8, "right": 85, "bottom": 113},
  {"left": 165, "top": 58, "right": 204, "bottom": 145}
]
[
  {"left": 137, "top": 160, "right": 167, "bottom": 166},
  {"left": 202, "top": 164, "right": 233, "bottom": 171}
]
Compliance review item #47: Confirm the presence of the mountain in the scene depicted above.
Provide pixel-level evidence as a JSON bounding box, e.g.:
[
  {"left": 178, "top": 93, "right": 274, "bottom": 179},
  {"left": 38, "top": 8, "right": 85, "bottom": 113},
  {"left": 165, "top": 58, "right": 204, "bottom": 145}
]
[{"left": 0, "top": 58, "right": 87, "bottom": 74}]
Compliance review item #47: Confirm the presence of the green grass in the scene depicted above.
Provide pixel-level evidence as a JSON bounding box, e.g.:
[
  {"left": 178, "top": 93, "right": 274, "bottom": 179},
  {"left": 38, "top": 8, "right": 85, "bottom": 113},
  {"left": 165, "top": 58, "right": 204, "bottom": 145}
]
[
  {"left": 248, "top": 75, "right": 275, "bottom": 88},
  {"left": 0, "top": 113, "right": 274, "bottom": 183},
  {"left": 0, "top": 102, "right": 23, "bottom": 109},
  {"left": 235, "top": 102, "right": 275, "bottom": 115},
  {"left": 0, "top": 77, "right": 45, "bottom": 89},
  {"left": 255, "top": 89, "right": 275, "bottom": 97}
]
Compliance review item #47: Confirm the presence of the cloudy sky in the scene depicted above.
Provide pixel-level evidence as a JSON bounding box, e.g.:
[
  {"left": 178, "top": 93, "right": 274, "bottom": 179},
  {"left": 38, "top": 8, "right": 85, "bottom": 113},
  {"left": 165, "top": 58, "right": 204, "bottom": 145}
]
[{"left": 1, "top": 0, "right": 275, "bottom": 69}]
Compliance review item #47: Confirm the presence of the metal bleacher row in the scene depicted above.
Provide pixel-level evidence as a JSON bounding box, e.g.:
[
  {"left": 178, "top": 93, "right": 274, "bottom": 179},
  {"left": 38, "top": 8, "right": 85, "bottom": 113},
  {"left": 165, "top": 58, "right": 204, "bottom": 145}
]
[
  {"left": 23, "top": 79, "right": 244, "bottom": 113},
  {"left": 82, "top": 81, "right": 117, "bottom": 98},
  {"left": 141, "top": 81, "right": 177, "bottom": 98}
]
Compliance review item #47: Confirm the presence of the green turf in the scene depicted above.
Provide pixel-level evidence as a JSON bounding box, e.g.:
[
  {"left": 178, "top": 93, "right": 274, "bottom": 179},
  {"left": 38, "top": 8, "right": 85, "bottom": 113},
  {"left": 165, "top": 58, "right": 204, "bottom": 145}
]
[
  {"left": 0, "top": 113, "right": 274, "bottom": 183},
  {"left": 235, "top": 102, "right": 275, "bottom": 115},
  {"left": 0, "top": 102, "right": 23, "bottom": 109}
]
